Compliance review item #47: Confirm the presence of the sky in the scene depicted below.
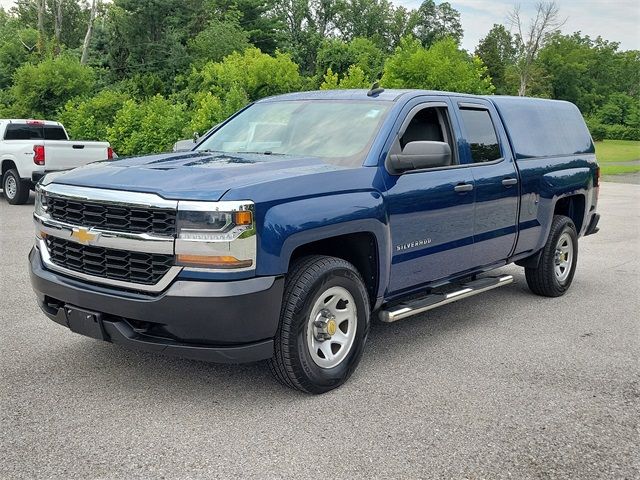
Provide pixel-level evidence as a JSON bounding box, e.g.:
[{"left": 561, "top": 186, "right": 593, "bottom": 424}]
[{"left": 1, "top": 0, "right": 639, "bottom": 52}]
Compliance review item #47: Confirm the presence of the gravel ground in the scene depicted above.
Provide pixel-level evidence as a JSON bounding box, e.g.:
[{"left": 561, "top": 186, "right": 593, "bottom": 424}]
[
  {"left": 1, "top": 182, "right": 638, "bottom": 480},
  {"left": 603, "top": 172, "right": 640, "bottom": 185}
]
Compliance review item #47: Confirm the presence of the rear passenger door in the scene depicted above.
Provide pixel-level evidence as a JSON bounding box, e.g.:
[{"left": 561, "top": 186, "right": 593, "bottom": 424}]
[{"left": 455, "top": 99, "right": 519, "bottom": 268}]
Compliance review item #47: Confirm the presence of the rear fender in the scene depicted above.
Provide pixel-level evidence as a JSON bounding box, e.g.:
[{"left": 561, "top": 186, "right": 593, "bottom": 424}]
[{"left": 535, "top": 167, "right": 591, "bottom": 247}]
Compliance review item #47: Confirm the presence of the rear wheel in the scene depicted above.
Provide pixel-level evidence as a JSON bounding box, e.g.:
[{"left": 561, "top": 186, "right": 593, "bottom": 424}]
[
  {"left": 525, "top": 215, "right": 578, "bottom": 297},
  {"left": 2, "top": 169, "right": 30, "bottom": 205},
  {"left": 268, "top": 255, "right": 370, "bottom": 394}
]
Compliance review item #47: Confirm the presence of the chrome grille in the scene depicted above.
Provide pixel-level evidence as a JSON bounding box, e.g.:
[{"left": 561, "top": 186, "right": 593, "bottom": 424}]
[
  {"left": 45, "top": 236, "right": 174, "bottom": 286},
  {"left": 44, "top": 195, "right": 176, "bottom": 236}
]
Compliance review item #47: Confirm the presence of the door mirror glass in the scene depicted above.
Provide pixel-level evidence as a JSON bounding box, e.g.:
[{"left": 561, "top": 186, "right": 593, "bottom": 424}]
[
  {"left": 173, "top": 139, "right": 197, "bottom": 152},
  {"left": 388, "top": 141, "right": 452, "bottom": 173}
]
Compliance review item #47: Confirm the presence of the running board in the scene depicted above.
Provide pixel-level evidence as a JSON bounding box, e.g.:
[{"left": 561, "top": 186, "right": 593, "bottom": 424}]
[{"left": 379, "top": 275, "right": 514, "bottom": 323}]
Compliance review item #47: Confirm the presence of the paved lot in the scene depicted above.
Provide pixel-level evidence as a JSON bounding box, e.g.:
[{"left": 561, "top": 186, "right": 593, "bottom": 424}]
[{"left": 1, "top": 183, "right": 638, "bottom": 479}]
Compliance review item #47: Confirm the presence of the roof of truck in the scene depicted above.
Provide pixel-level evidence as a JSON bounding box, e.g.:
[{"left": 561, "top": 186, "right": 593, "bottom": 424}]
[
  {"left": 260, "top": 90, "right": 594, "bottom": 159},
  {"left": 0, "top": 119, "right": 63, "bottom": 126},
  {"left": 258, "top": 89, "right": 471, "bottom": 102}
]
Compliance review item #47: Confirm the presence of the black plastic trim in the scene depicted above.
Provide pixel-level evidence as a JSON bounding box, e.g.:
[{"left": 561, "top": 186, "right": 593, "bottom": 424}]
[
  {"left": 584, "top": 213, "right": 600, "bottom": 236},
  {"left": 30, "top": 248, "right": 284, "bottom": 362}
]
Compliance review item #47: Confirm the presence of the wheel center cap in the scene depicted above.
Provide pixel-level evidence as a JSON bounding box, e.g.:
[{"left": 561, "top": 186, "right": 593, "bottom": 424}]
[{"left": 326, "top": 319, "right": 337, "bottom": 336}]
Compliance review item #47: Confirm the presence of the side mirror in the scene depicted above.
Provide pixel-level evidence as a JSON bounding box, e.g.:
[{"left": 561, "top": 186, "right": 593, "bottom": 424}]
[
  {"left": 193, "top": 131, "right": 200, "bottom": 143},
  {"left": 388, "top": 141, "right": 452, "bottom": 174},
  {"left": 173, "top": 139, "right": 197, "bottom": 152}
]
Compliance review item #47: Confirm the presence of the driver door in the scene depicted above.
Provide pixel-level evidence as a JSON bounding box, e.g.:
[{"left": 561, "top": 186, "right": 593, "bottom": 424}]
[{"left": 381, "top": 99, "right": 476, "bottom": 295}]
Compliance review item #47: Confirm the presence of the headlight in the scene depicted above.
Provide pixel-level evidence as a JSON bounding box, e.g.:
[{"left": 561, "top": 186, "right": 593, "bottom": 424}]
[
  {"left": 33, "top": 187, "right": 49, "bottom": 246},
  {"left": 34, "top": 187, "right": 46, "bottom": 217},
  {"left": 175, "top": 200, "right": 256, "bottom": 270}
]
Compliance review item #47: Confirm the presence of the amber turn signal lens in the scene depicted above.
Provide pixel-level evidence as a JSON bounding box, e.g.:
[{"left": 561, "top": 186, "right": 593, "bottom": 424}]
[
  {"left": 176, "top": 254, "right": 253, "bottom": 269},
  {"left": 233, "top": 211, "right": 252, "bottom": 226}
]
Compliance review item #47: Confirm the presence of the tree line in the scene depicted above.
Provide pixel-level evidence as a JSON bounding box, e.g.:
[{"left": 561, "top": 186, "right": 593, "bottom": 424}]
[{"left": 0, "top": 0, "right": 638, "bottom": 155}]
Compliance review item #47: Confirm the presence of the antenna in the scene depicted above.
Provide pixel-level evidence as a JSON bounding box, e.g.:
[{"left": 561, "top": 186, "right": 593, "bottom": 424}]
[{"left": 367, "top": 82, "right": 385, "bottom": 97}]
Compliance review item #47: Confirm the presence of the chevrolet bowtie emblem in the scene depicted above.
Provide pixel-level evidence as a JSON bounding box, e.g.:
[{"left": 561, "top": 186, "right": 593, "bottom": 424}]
[{"left": 71, "top": 227, "right": 99, "bottom": 245}]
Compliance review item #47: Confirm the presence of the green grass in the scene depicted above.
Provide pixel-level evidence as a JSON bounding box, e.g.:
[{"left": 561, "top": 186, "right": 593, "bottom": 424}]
[
  {"left": 594, "top": 140, "right": 640, "bottom": 175},
  {"left": 600, "top": 164, "right": 640, "bottom": 175},
  {"left": 594, "top": 139, "right": 640, "bottom": 163}
]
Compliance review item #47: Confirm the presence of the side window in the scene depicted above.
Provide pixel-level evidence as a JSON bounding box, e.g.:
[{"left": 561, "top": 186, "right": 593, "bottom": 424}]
[
  {"left": 459, "top": 108, "right": 501, "bottom": 163},
  {"left": 400, "top": 106, "right": 457, "bottom": 166}
]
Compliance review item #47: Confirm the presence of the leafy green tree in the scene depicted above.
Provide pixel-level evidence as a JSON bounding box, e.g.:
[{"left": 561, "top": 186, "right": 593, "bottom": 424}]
[
  {"left": 335, "top": 0, "right": 414, "bottom": 50},
  {"left": 616, "top": 50, "right": 640, "bottom": 99},
  {"left": 107, "top": 95, "right": 188, "bottom": 155},
  {"left": 12, "top": 0, "right": 91, "bottom": 50},
  {"left": 597, "top": 93, "right": 638, "bottom": 126},
  {"left": 188, "top": 16, "right": 250, "bottom": 67},
  {"left": 10, "top": 55, "right": 96, "bottom": 118},
  {"left": 58, "top": 89, "right": 130, "bottom": 140},
  {"left": 381, "top": 37, "right": 494, "bottom": 94},
  {"left": 320, "top": 65, "right": 370, "bottom": 89},
  {"left": 105, "top": 0, "right": 202, "bottom": 81},
  {"left": 116, "top": 73, "right": 169, "bottom": 99},
  {"left": 475, "top": 24, "right": 517, "bottom": 95},
  {"left": 192, "top": 47, "right": 302, "bottom": 101},
  {"left": 386, "top": 5, "right": 414, "bottom": 49},
  {"left": 188, "top": 92, "right": 225, "bottom": 135},
  {"left": 0, "top": 18, "right": 39, "bottom": 89},
  {"left": 537, "top": 33, "right": 639, "bottom": 115},
  {"left": 187, "top": 88, "right": 249, "bottom": 135},
  {"left": 275, "top": 0, "right": 413, "bottom": 72},
  {"left": 315, "top": 37, "right": 384, "bottom": 81},
  {"left": 412, "top": 0, "right": 463, "bottom": 47},
  {"left": 210, "top": 0, "right": 282, "bottom": 54}
]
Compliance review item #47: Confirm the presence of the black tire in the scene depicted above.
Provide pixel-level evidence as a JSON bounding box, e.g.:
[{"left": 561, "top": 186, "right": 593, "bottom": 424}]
[
  {"left": 268, "top": 255, "right": 370, "bottom": 394},
  {"left": 525, "top": 215, "right": 578, "bottom": 297},
  {"left": 2, "top": 168, "right": 30, "bottom": 205}
]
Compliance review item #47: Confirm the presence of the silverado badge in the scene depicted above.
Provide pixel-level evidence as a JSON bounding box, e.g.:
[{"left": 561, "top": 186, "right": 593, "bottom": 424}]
[{"left": 396, "top": 238, "right": 432, "bottom": 252}]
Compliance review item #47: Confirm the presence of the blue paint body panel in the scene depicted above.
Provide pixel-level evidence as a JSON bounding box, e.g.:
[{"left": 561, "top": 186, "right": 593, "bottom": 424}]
[{"left": 46, "top": 89, "right": 600, "bottom": 306}]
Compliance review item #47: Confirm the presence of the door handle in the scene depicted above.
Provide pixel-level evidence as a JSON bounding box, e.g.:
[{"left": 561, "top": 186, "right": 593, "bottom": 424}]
[
  {"left": 454, "top": 183, "right": 474, "bottom": 193},
  {"left": 502, "top": 177, "right": 518, "bottom": 186}
]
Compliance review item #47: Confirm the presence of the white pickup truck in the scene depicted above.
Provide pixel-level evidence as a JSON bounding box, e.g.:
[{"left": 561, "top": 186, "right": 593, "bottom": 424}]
[{"left": 0, "top": 119, "right": 113, "bottom": 205}]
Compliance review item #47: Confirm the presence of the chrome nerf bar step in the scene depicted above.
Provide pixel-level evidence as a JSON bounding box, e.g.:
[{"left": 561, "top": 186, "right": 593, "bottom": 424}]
[{"left": 379, "top": 275, "right": 514, "bottom": 323}]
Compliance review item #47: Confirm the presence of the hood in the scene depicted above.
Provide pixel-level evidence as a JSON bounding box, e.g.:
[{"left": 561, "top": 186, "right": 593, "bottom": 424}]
[{"left": 49, "top": 151, "right": 347, "bottom": 201}]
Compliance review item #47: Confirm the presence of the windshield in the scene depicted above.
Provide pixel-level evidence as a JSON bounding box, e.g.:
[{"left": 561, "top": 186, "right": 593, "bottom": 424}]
[{"left": 196, "top": 100, "right": 392, "bottom": 166}]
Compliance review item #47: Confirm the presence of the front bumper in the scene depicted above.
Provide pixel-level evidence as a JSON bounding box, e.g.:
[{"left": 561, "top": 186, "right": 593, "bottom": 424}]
[{"left": 29, "top": 248, "right": 284, "bottom": 363}]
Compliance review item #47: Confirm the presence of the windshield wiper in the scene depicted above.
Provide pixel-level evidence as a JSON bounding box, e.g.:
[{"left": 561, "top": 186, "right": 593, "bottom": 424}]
[
  {"left": 234, "top": 150, "right": 286, "bottom": 156},
  {"left": 198, "top": 149, "right": 286, "bottom": 156}
]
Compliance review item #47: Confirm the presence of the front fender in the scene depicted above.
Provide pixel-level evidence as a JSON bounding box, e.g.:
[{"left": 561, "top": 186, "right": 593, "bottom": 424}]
[{"left": 256, "top": 191, "right": 390, "bottom": 295}]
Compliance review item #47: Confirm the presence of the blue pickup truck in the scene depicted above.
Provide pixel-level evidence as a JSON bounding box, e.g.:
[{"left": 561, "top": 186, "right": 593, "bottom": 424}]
[{"left": 29, "top": 89, "right": 600, "bottom": 393}]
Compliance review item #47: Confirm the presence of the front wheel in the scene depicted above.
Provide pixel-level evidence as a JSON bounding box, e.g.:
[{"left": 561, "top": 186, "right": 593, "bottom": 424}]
[
  {"left": 525, "top": 215, "right": 578, "bottom": 297},
  {"left": 268, "top": 255, "right": 370, "bottom": 394}
]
